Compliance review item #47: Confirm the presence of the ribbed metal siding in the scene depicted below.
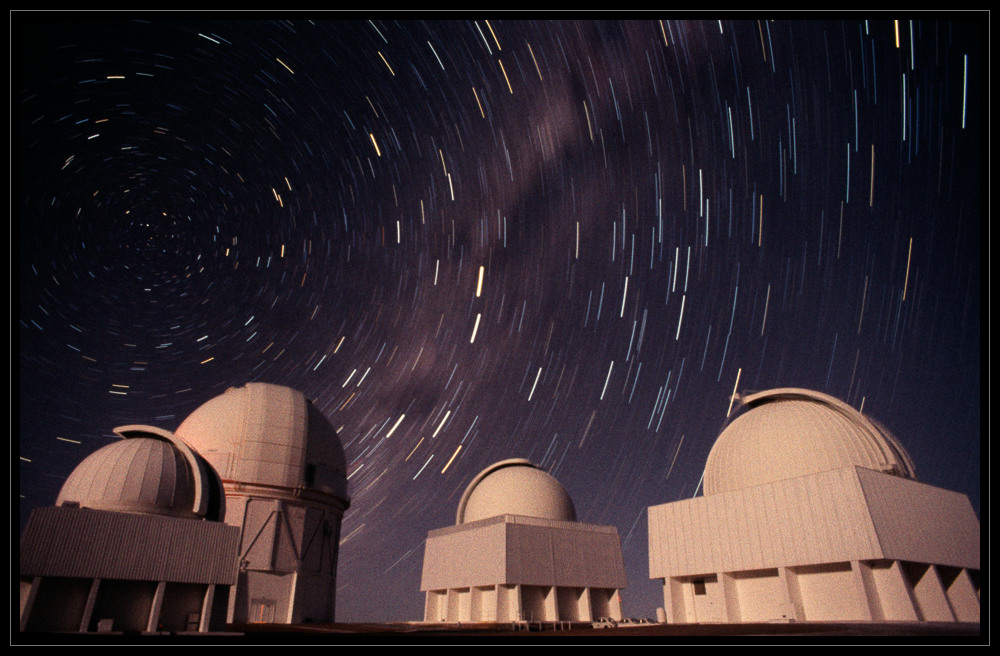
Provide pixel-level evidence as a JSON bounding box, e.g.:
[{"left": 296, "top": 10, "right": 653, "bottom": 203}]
[
  {"left": 20, "top": 506, "right": 240, "bottom": 584},
  {"left": 420, "top": 520, "right": 507, "bottom": 590},
  {"left": 421, "top": 516, "right": 625, "bottom": 591},
  {"left": 505, "top": 521, "right": 626, "bottom": 588},
  {"left": 857, "top": 468, "right": 980, "bottom": 569},
  {"left": 649, "top": 467, "right": 883, "bottom": 578}
]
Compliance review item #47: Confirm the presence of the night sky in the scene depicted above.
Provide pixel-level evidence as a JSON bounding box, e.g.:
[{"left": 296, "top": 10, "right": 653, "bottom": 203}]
[{"left": 16, "top": 16, "right": 982, "bottom": 623}]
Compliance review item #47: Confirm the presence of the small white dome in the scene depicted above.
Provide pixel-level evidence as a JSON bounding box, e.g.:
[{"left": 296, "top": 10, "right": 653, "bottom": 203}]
[
  {"left": 704, "top": 388, "right": 916, "bottom": 496},
  {"left": 456, "top": 459, "right": 577, "bottom": 524},
  {"left": 56, "top": 427, "right": 223, "bottom": 520}
]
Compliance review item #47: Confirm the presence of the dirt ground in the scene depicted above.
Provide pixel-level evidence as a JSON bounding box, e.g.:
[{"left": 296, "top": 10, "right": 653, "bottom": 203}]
[{"left": 233, "top": 619, "right": 983, "bottom": 642}]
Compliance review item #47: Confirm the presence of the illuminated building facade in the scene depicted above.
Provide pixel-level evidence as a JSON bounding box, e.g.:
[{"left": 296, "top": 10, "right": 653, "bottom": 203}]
[
  {"left": 647, "top": 388, "right": 980, "bottom": 624},
  {"left": 19, "top": 426, "right": 238, "bottom": 633},
  {"left": 421, "top": 459, "right": 626, "bottom": 623},
  {"left": 19, "top": 383, "right": 351, "bottom": 632}
]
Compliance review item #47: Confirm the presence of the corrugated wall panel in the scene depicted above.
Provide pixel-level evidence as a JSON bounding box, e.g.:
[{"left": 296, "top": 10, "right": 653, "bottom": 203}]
[
  {"left": 20, "top": 507, "right": 239, "bottom": 584},
  {"left": 749, "top": 483, "right": 771, "bottom": 569},
  {"left": 506, "top": 523, "right": 555, "bottom": 584},
  {"left": 800, "top": 476, "right": 826, "bottom": 563},
  {"left": 833, "top": 469, "right": 876, "bottom": 558},
  {"left": 858, "top": 469, "right": 979, "bottom": 568},
  {"left": 508, "top": 521, "right": 626, "bottom": 588},
  {"left": 760, "top": 483, "right": 782, "bottom": 567},
  {"left": 779, "top": 480, "right": 804, "bottom": 565},
  {"left": 710, "top": 492, "right": 731, "bottom": 571},
  {"left": 772, "top": 482, "right": 794, "bottom": 566},
  {"left": 733, "top": 485, "right": 754, "bottom": 572},
  {"left": 648, "top": 468, "right": 892, "bottom": 577},
  {"left": 814, "top": 473, "right": 841, "bottom": 563},
  {"left": 679, "top": 499, "right": 696, "bottom": 574},
  {"left": 703, "top": 495, "right": 721, "bottom": 573},
  {"left": 680, "top": 501, "right": 694, "bottom": 572},
  {"left": 422, "top": 516, "right": 625, "bottom": 591},
  {"left": 420, "top": 520, "right": 506, "bottom": 590},
  {"left": 552, "top": 524, "right": 626, "bottom": 588},
  {"left": 647, "top": 507, "right": 661, "bottom": 576}
]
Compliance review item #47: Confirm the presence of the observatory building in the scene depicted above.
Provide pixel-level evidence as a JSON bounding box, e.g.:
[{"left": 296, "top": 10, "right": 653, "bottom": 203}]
[
  {"left": 420, "top": 459, "right": 627, "bottom": 623},
  {"left": 647, "top": 388, "right": 980, "bottom": 624},
  {"left": 19, "top": 426, "right": 239, "bottom": 633},
  {"left": 173, "top": 383, "right": 351, "bottom": 624},
  {"left": 19, "top": 382, "right": 350, "bottom": 633}
]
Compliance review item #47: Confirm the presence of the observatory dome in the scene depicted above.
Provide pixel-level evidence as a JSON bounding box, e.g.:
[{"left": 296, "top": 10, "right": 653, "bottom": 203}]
[
  {"left": 456, "top": 459, "right": 577, "bottom": 524},
  {"left": 174, "top": 383, "right": 348, "bottom": 500},
  {"left": 55, "top": 425, "right": 224, "bottom": 520},
  {"left": 703, "top": 388, "right": 916, "bottom": 496}
]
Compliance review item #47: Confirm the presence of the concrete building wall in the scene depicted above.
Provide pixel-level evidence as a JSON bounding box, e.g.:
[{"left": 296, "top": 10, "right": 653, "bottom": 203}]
[
  {"left": 20, "top": 575, "right": 226, "bottom": 634},
  {"left": 239, "top": 498, "right": 277, "bottom": 569},
  {"left": 235, "top": 570, "right": 296, "bottom": 623},
  {"left": 447, "top": 588, "right": 471, "bottom": 621},
  {"left": 556, "top": 587, "right": 584, "bottom": 621},
  {"left": 20, "top": 576, "right": 91, "bottom": 632},
  {"left": 425, "top": 582, "right": 621, "bottom": 623},
  {"left": 941, "top": 567, "right": 980, "bottom": 622},
  {"left": 589, "top": 588, "right": 619, "bottom": 619},
  {"left": 496, "top": 584, "right": 518, "bottom": 621},
  {"left": 660, "top": 557, "right": 979, "bottom": 625},
  {"left": 688, "top": 575, "right": 727, "bottom": 623},
  {"left": 866, "top": 560, "right": 919, "bottom": 621},
  {"left": 795, "top": 562, "right": 869, "bottom": 621},
  {"left": 473, "top": 585, "right": 496, "bottom": 621},
  {"left": 90, "top": 579, "right": 157, "bottom": 632},
  {"left": 731, "top": 569, "right": 789, "bottom": 622},
  {"left": 425, "top": 589, "right": 446, "bottom": 622},
  {"left": 904, "top": 562, "right": 954, "bottom": 621},
  {"left": 292, "top": 572, "right": 335, "bottom": 623},
  {"left": 157, "top": 583, "right": 211, "bottom": 631}
]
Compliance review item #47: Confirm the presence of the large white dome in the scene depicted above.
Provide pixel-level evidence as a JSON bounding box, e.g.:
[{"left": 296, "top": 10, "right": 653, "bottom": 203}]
[
  {"left": 703, "top": 388, "right": 915, "bottom": 496},
  {"left": 456, "top": 459, "right": 577, "bottom": 524},
  {"left": 174, "top": 383, "right": 349, "bottom": 502}
]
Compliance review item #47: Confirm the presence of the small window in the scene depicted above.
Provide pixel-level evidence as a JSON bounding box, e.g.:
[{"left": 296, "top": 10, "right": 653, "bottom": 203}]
[
  {"left": 305, "top": 463, "right": 316, "bottom": 486},
  {"left": 693, "top": 579, "right": 707, "bottom": 596}
]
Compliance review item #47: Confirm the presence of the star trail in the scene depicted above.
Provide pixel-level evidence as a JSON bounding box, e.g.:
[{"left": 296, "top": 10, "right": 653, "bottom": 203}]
[{"left": 16, "top": 16, "right": 982, "bottom": 622}]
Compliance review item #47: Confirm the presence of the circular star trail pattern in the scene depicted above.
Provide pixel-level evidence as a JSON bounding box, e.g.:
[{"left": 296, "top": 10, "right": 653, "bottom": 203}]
[{"left": 17, "top": 18, "right": 982, "bottom": 622}]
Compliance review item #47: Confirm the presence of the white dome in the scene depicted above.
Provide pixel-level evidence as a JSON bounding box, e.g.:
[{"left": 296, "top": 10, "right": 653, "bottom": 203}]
[
  {"left": 704, "top": 388, "right": 915, "bottom": 496},
  {"left": 56, "top": 426, "right": 224, "bottom": 520},
  {"left": 456, "top": 459, "right": 577, "bottom": 524},
  {"left": 174, "top": 383, "right": 348, "bottom": 502}
]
